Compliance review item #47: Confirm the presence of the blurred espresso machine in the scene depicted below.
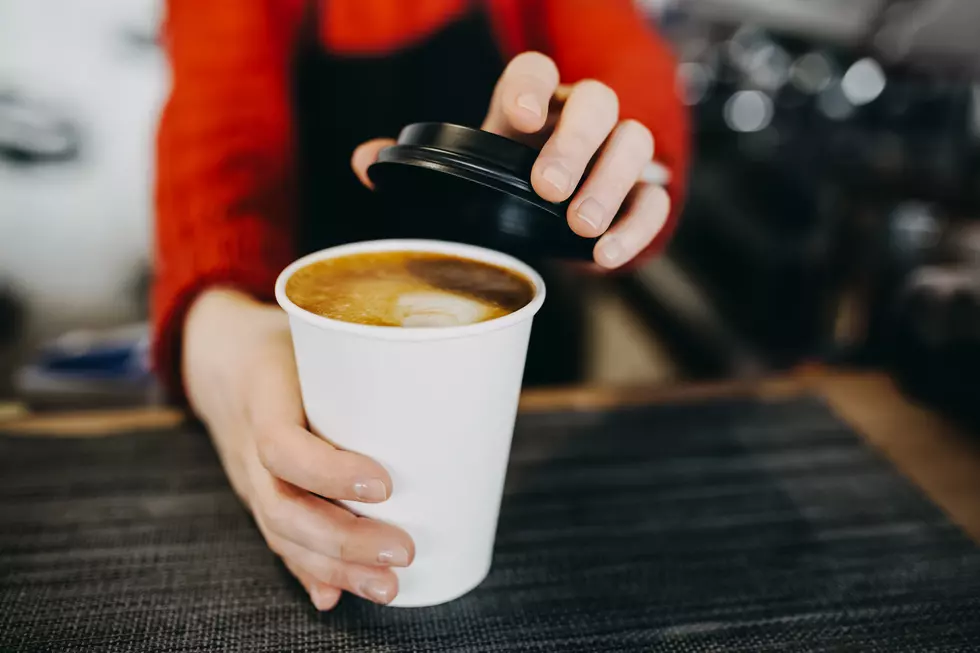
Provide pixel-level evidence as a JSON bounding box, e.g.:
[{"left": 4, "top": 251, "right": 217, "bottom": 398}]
[{"left": 636, "top": 0, "right": 980, "bottom": 423}]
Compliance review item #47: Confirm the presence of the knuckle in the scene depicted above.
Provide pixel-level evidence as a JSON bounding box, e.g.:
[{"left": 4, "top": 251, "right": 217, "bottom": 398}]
[
  {"left": 576, "top": 79, "right": 619, "bottom": 118},
  {"left": 639, "top": 185, "right": 671, "bottom": 221},
  {"left": 254, "top": 426, "right": 283, "bottom": 473},
  {"left": 302, "top": 554, "right": 338, "bottom": 586},
  {"left": 620, "top": 120, "right": 654, "bottom": 159},
  {"left": 255, "top": 424, "right": 295, "bottom": 475},
  {"left": 599, "top": 175, "right": 635, "bottom": 205},
  {"left": 336, "top": 516, "right": 364, "bottom": 562},
  {"left": 648, "top": 183, "right": 671, "bottom": 208},
  {"left": 511, "top": 51, "right": 559, "bottom": 79},
  {"left": 259, "top": 492, "right": 292, "bottom": 535},
  {"left": 557, "top": 127, "right": 597, "bottom": 159},
  {"left": 321, "top": 562, "right": 347, "bottom": 588}
]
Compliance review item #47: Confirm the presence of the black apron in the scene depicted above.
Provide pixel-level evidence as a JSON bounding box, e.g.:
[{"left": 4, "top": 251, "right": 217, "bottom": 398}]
[{"left": 292, "top": 1, "right": 584, "bottom": 386}]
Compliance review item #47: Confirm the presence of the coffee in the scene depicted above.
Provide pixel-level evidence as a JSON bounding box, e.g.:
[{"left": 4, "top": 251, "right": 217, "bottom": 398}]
[{"left": 285, "top": 251, "right": 535, "bottom": 327}]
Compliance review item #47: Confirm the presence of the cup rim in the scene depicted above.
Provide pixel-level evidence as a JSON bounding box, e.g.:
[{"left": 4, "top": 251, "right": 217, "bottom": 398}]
[{"left": 275, "top": 239, "right": 547, "bottom": 341}]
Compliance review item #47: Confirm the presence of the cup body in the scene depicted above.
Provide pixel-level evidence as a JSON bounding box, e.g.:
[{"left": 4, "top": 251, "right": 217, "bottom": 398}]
[{"left": 275, "top": 239, "right": 545, "bottom": 607}]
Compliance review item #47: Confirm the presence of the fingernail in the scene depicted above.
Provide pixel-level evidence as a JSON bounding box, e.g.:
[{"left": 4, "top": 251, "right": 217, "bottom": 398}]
[
  {"left": 598, "top": 235, "right": 624, "bottom": 267},
  {"left": 542, "top": 163, "right": 571, "bottom": 194},
  {"left": 576, "top": 197, "right": 606, "bottom": 231},
  {"left": 377, "top": 546, "right": 410, "bottom": 567},
  {"left": 516, "top": 93, "right": 543, "bottom": 118},
  {"left": 353, "top": 479, "right": 388, "bottom": 502},
  {"left": 359, "top": 579, "right": 393, "bottom": 604}
]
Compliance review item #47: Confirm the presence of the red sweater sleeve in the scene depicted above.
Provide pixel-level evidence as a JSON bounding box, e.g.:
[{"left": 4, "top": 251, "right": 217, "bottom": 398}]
[
  {"left": 531, "top": 0, "right": 689, "bottom": 261},
  {"left": 153, "top": 0, "right": 303, "bottom": 398}
]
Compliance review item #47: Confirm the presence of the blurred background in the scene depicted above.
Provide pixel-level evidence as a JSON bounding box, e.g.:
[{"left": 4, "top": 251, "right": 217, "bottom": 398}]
[
  {"left": 0, "top": 0, "right": 164, "bottom": 407},
  {"left": 1, "top": 0, "right": 979, "bottom": 424}
]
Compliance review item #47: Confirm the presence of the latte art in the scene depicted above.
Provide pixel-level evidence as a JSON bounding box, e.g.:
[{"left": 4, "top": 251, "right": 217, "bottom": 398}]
[
  {"left": 285, "top": 251, "right": 535, "bottom": 327},
  {"left": 394, "top": 292, "right": 492, "bottom": 327}
]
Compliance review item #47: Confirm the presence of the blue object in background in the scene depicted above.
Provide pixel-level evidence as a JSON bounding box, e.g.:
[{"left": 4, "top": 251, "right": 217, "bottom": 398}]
[{"left": 15, "top": 323, "right": 161, "bottom": 407}]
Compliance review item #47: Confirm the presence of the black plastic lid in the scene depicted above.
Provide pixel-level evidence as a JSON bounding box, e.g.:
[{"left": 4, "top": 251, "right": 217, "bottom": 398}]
[{"left": 367, "top": 122, "right": 594, "bottom": 261}]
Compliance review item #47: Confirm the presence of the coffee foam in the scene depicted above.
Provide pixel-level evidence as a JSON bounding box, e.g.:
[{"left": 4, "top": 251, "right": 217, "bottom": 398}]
[
  {"left": 395, "top": 291, "right": 492, "bottom": 327},
  {"left": 285, "top": 251, "right": 534, "bottom": 328}
]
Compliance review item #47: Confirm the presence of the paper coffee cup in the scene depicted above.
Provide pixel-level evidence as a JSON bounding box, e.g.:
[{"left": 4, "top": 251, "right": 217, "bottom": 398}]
[{"left": 275, "top": 239, "right": 546, "bottom": 607}]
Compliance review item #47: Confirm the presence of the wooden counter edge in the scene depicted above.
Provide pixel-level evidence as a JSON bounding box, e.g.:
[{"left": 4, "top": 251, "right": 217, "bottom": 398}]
[
  {"left": 0, "top": 406, "right": 187, "bottom": 437},
  {"left": 0, "top": 374, "right": 811, "bottom": 436},
  {"left": 813, "top": 373, "right": 980, "bottom": 544}
]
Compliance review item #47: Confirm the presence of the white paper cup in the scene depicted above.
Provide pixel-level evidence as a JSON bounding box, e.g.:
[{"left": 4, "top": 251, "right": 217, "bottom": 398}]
[{"left": 275, "top": 239, "right": 546, "bottom": 607}]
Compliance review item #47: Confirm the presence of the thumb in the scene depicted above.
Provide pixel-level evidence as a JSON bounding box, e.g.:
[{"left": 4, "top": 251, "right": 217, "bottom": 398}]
[{"left": 351, "top": 138, "right": 396, "bottom": 189}]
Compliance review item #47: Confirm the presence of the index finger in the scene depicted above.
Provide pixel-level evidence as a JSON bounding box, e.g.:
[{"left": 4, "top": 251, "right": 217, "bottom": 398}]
[
  {"left": 254, "top": 421, "right": 393, "bottom": 503},
  {"left": 243, "top": 337, "right": 393, "bottom": 503},
  {"left": 482, "top": 52, "right": 560, "bottom": 138}
]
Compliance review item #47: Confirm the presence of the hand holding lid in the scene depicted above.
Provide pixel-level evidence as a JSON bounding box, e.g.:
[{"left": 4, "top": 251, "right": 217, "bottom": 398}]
[{"left": 354, "top": 52, "right": 671, "bottom": 267}]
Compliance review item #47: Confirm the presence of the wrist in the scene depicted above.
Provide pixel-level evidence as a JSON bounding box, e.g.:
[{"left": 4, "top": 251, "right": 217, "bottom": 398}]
[
  {"left": 186, "top": 287, "right": 283, "bottom": 337},
  {"left": 182, "top": 286, "right": 287, "bottom": 415}
]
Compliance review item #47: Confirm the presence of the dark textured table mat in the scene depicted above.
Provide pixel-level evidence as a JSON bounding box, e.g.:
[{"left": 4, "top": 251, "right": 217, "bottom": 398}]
[{"left": 3, "top": 396, "right": 980, "bottom": 652}]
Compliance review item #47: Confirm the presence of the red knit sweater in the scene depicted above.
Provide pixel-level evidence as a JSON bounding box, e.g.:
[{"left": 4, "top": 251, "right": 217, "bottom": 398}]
[{"left": 154, "top": 0, "right": 689, "bottom": 396}]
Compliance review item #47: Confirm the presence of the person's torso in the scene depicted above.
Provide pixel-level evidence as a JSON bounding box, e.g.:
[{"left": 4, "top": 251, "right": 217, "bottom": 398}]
[{"left": 292, "top": 0, "right": 506, "bottom": 252}]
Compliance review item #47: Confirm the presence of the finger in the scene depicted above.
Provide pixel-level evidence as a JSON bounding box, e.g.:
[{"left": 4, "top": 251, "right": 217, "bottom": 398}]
[
  {"left": 283, "top": 558, "right": 342, "bottom": 611},
  {"left": 567, "top": 120, "right": 654, "bottom": 238},
  {"left": 272, "top": 534, "right": 399, "bottom": 605},
  {"left": 253, "top": 472, "right": 414, "bottom": 568},
  {"left": 351, "top": 138, "right": 396, "bottom": 189},
  {"left": 593, "top": 184, "right": 671, "bottom": 269},
  {"left": 532, "top": 79, "right": 619, "bottom": 203},
  {"left": 482, "top": 52, "right": 560, "bottom": 137},
  {"left": 254, "top": 421, "right": 392, "bottom": 503}
]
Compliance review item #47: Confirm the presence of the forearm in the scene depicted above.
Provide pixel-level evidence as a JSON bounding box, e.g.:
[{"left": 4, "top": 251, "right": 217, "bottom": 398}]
[{"left": 153, "top": 0, "right": 302, "bottom": 399}]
